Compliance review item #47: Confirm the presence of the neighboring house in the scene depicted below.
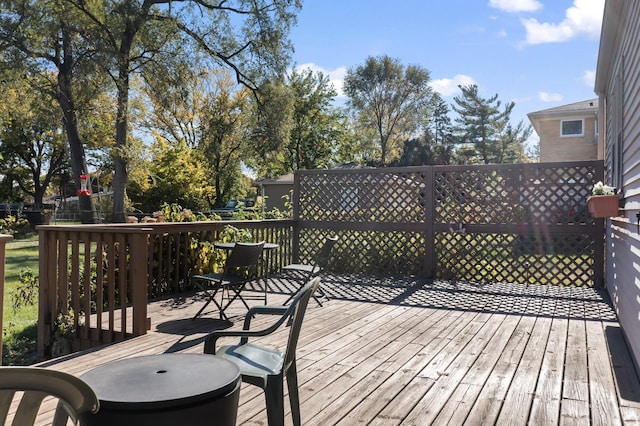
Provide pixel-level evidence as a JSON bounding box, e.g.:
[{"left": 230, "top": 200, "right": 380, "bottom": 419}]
[
  {"left": 256, "top": 163, "right": 365, "bottom": 212},
  {"left": 527, "top": 99, "right": 599, "bottom": 162},
  {"left": 595, "top": 0, "right": 640, "bottom": 367},
  {"left": 256, "top": 173, "right": 294, "bottom": 212}
]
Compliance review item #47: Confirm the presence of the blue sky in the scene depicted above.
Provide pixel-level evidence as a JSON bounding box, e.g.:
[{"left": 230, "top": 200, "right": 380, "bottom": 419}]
[{"left": 289, "top": 0, "right": 605, "bottom": 145}]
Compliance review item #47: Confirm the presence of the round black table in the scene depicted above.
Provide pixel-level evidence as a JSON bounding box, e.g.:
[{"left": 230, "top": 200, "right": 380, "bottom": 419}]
[{"left": 80, "top": 353, "right": 240, "bottom": 426}]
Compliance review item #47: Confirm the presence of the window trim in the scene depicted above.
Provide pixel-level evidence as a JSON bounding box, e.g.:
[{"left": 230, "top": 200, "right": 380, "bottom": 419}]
[{"left": 560, "top": 119, "right": 585, "bottom": 137}]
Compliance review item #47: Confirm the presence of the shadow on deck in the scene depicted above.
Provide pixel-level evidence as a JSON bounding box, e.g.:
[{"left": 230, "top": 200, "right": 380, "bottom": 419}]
[{"left": 35, "top": 275, "right": 640, "bottom": 425}]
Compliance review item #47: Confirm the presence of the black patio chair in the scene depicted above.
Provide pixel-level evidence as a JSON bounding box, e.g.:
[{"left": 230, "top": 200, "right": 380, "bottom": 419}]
[
  {"left": 281, "top": 236, "right": 338, "bottom": 306},
  {"left": 203, "top": 277, "right": 321, "bottom": 426},
  {"left": 192, "top": 241, "right": 265, "bottom": 320}
]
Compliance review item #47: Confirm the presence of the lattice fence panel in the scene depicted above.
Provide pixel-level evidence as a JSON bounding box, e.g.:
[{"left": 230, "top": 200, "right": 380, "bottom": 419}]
[
  {"left": 315, "top": 229, "right": 426, "bottom": 276},
  {"left": 298, "top": 169, "right": 429, "bottom": 224},
  {"left": 296, "top": 161, "right": 603, "bottom": 285},
  {"left": 434, "top": 163, "right": 596, "bottom": 225},
  {"left": 435, "top": 232, "right": 595, "bottom": 285}
]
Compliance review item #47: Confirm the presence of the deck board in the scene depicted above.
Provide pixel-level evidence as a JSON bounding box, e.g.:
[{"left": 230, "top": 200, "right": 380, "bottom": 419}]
[{"left": 29, "top": 276, "right": 640, "bottom": 425}]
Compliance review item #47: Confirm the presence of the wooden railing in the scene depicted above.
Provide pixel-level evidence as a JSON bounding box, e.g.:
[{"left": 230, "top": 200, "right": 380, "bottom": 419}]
[
  {"left": 0, "top": 234, "right": 14, "bottom": 365},
  {"left": 36, "top": 220, "right": 294, "bottom": 358}
]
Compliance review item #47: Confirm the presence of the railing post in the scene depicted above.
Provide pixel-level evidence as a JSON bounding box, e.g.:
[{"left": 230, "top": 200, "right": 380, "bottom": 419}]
[
  {"left": 0, "top": 234, "right": 14, "bottom": 365},
  {"left": 37, "top": 229, "right": 56, "bottom": 359},
  {"left": 130, "top": 232, "right": 149, "bottom": 335}
]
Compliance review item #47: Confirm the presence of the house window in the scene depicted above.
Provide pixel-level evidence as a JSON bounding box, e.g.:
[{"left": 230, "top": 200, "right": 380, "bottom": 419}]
[{"left": 560, "top": 119, "right": 584, "bottom": 137}]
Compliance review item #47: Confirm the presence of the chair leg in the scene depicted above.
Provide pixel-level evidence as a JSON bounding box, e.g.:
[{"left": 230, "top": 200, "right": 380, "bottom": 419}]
[
  {"left": 192, "top": 285, "right": 225, "bottom": 320},
  {"left": 220, "top": 284, "right": 251, "bottom": 314},
  {"left": 264, "top": 376, "right": 285, "bottom": 426},
  {"left": 286, "top": 363, "right": 301, "bottom": 426}
]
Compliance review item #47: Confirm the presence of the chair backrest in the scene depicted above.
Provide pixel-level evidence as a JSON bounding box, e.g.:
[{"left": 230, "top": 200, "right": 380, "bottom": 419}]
[
  {"left": 0, "top": 367, "right": 99, "bottom": 426},
  {"left": 314, "top": 236, "right": 338, "bottom": 269},
  {"left": 224, "top": 241, "right": 265, "bottom": 275},
  {"left": 282, "top": 277, "right": 321, "bottom": 372}
]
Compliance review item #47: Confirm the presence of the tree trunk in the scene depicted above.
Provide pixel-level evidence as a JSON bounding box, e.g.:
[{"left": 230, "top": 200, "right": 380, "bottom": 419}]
[
  {"left": 112, "top": 38, "right": 134, "bottom": 223},
  {"left": 57, "top": 28, "right": 97, "bottom": 224}
]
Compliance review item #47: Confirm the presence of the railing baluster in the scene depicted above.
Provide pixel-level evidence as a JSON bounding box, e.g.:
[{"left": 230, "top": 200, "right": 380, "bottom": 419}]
[
  {"left": 95, "top": 233, "right": 104, "bottom": 344},
  {"left": 36, "top": 220, "right": 294, "bottom": 358}
]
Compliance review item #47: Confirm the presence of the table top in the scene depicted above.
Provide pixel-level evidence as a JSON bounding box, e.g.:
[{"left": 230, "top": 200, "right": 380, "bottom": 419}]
[
  {"left": 80, "top": 354, "right": 240, "bottom": 409},
  {"left": 214, "top": 241, "right": 279, "bottom": 250}
]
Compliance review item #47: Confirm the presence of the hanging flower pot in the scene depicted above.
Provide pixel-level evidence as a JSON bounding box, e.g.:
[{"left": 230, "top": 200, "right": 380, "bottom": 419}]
[
  {"left": 588, "top": 181, "right": 620, "bottom": 218},
  {"left": 587, "top": 195, "right": 620, "bottom": 218}
]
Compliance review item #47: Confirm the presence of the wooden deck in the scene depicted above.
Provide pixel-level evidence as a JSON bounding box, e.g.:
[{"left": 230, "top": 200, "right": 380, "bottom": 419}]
[{"left": 33, "top": 275, "right": 640, "bottom": 425}]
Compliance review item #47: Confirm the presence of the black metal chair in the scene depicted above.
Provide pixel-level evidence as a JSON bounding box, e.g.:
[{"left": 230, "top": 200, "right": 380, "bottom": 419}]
[
  {"left": 204, "top": 277, "right": 321, "bottom": 426},
  {"left": 192, "top": 241, "right": 265, "bottom": 320},
  {"left": 0, "top": 366, "right": 99, "bottom": 425},
  {"left": 281, "top": 236, "right": 338, "bottom": 306}
]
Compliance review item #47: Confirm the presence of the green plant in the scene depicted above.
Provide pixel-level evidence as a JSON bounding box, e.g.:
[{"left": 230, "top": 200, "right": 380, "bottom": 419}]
[
  {"left": 11, "top": 267, "right": 38, "bottom": 314},
  {"left": 0, "top": 215, "right": 32, "bottom": 237},
  {"left": 191, "top": 225, "right": 253, "bottom": 275},
  {"left": 53, "top": 309, "right": 76, "bottom": 340}
]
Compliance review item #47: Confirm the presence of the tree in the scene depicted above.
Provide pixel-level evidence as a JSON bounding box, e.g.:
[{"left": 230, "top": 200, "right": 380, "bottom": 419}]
[
  {"left": 1, "top": 0, "right": 300, "bottom": 222},
  {"left": 143, "top": 138, "right": 208, "bottom": 212},
  {"left": 398, "top": 94, "right": 456, "bottom": 166},
  {"left": 452, "top": 84, "right": 531, "bottom": 164},
  {"left": 137, "top": 65, "right": 254, "bottom": 209},
  {"left": 196, "top": 73, "right": 252, "bottom": 208},
  {"left": 0, "top": 1, "right": 105, "bottom": 222},
  {"left": 285, "top": 68, "right": 344, "bottom": 172},
  {"left": 67, "top": 0, "right": 300, "bottom": 222},
  {"left": 343, "top": 55, "right": 433, "bottom": 165},
  {"left": 0, "top": 75, "right": 68, "bottom": 209}
]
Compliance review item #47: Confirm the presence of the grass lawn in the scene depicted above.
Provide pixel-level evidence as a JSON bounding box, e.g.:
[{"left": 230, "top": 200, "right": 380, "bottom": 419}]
[{"left": 3, "top": 234, "right": 39, "bottom": 365}]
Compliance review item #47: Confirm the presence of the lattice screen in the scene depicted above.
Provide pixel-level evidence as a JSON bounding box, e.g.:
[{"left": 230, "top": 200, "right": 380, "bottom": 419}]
[{"left": 296, "top": 161, "right": 603, "bottom": 286}]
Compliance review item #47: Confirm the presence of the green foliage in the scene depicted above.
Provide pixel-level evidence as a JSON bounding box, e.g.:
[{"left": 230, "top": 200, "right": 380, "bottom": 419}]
[
  {"left": 139, "top": 138, "right": 209, "bottom": 213},
  {"left": 3, "top": 237, "right": 39, "bottom": 365},
  {"left": 53, "top": 309, "right": 75, "bottom": 340},
  {"left": 0, "top": 216, "right": 32, "bottom": 237},
  {"left": 344, "top": 55, "right": 434, "bottom": 165},
  {"left": 0, "top": 71, "right": 69, "bottom": 208},
  {"left": 281, "top": 68, "right": 345, "bottom": 173},
  {"left": 397, "top": 93, "right": 456, "bottom": 166},
  {"left": 11, "top": 267, "right": 38, "bottom": 314},
  {"left": 452, "top": 84, "right": 532, "bottom": 164},
  {"left": 155, "top": 203, "right": 217, "bottom": 222},
  {"left": 191, "top": 225, "right": 254, "bottom": 275}
]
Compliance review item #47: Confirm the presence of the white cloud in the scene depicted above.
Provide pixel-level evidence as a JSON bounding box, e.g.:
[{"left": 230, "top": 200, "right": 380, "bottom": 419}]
[
  {"left": 582, "top": 70, "right": 596, "bottom": 87},
  {"left": 429, "top": 74, "right": 477, "bottom": 96},
  {"left": 295, "top": 63, "right": 347, "bottom": 98},
  {"left": 489, "top": 0, "right": 542, "bottom": 13},
  {"left": 539, "top": 92, "right": 563, "bottom": 102},
  {"left": 522, "top": 0, "right": 605, "bottom": 45}
]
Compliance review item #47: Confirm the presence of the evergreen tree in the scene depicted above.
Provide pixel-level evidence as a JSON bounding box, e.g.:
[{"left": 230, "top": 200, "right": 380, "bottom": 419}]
[{"left": 452, "top": 84, "right": 530, "bottom": 164}]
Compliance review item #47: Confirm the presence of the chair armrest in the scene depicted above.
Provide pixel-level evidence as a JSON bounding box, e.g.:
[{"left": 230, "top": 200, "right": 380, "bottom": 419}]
[
  {"left": 244, "top": 305, "right": 288, "bottom": 329},
  {"left": 204, "top": 306, "right": 292, "bottom": 354}
]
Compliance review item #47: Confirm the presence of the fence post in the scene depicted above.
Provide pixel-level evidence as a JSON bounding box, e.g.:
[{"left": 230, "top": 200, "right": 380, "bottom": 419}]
[
  {"left": 0, "top": 234, "right": 14, "bottom": 365},
  {"left": 424, "top": 167, "right": 435, "bottom": 278},
  {"left": 292, "top": 171, "right": 301, "bottom": 263}
]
